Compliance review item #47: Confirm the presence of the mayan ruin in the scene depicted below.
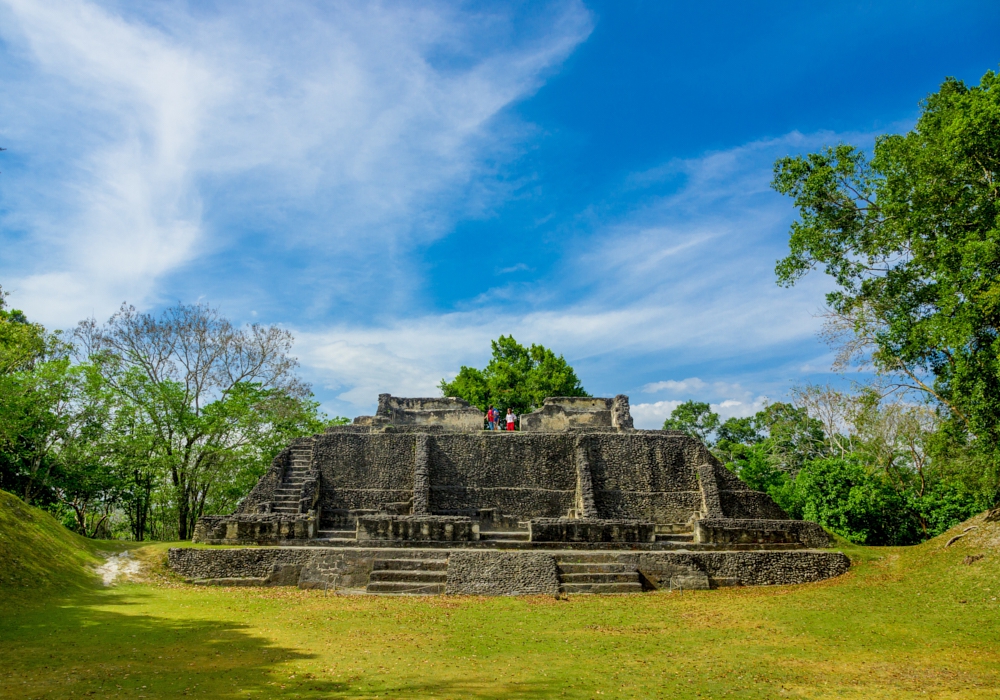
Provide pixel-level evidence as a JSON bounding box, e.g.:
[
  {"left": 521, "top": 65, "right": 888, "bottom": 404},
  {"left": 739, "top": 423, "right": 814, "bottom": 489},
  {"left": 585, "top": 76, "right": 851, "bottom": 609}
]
[{"left": 169, "top": 394, "right": 850, "bottom": 594}]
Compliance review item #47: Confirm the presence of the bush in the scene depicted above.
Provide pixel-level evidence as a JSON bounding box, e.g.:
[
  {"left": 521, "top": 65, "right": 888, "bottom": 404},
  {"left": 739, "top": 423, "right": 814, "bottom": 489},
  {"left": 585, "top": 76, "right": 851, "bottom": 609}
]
[{"left": 787, "top": 458, "right": 919, "bottom": 545}]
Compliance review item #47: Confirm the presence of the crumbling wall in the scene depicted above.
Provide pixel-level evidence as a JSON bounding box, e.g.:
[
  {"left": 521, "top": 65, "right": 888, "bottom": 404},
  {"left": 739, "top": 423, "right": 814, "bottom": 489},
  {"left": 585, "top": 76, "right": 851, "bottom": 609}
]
[
  {"left": 374, "top": 394, "right": 484, "bottom": 431},
  {"left": 427, "top": 433, "right": 579, "bottom": 516},
  {"left": 584, "top": 433, "right": 707, "bottom": 524},
  {"left": 520, "top": 397, "right": 615, "bottom": 432},
  {"left": 446, "top": 551, "right": 560, "bottom": 595},
  {"left": 309, "top": 430, "right": 785, "bottom": 526},
  {"left": 314, "top": 433, "right": 415, "bottom": 513}
]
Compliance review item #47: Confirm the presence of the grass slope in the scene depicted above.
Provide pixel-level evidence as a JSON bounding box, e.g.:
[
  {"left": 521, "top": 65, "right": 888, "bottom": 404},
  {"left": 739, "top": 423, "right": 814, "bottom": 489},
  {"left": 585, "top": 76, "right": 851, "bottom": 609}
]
[
  {"left": 0, "top": 488, "right": 109, "bottom": 592},
  {"left": 1, "top": 489, "right": 998, "bottom": 699}
]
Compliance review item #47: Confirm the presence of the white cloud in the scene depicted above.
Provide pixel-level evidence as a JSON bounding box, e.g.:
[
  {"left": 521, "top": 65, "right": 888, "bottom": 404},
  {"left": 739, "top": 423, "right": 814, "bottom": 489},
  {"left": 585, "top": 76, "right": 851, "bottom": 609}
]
[
  {"left": 0, "top": 0, "right": 592, "bottom": 326},
  {"left": 629, "top": 400, "right": 682, "bottom": 429},
  {"left": 289, "top": 130, "right": 869, "bottom": 417},
  {"left": 630, "top": 395, "right": 769, "bottom": 430},
  {"left": 643, "top": 378, "right": 707, "bottom": 394}
]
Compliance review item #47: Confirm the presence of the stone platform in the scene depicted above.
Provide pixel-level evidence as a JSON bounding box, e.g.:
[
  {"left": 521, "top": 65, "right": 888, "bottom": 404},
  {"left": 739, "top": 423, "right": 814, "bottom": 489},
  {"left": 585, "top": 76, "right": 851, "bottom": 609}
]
[
  {"left": 177, "top": 393, "right": 852, "bottom": 594},
  {"left": 168, "top": 545, "right": 850, "bottom": 595}
]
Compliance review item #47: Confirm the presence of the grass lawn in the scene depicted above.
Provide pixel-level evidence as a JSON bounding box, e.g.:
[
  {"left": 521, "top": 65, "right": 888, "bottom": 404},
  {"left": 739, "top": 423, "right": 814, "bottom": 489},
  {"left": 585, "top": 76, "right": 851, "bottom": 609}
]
[{"left": 2, "top": 492, "right": 999, "bottom": 699}]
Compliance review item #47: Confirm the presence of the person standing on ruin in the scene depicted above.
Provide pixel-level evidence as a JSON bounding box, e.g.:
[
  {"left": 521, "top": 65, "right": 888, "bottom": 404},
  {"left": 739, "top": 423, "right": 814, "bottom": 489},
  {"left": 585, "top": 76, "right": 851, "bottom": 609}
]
[
  {"left": 505, "top": 408, "right": 516, "bottom": 431},
  {"left": 486, "top": 405, "right": 496, "bottom": 430}
]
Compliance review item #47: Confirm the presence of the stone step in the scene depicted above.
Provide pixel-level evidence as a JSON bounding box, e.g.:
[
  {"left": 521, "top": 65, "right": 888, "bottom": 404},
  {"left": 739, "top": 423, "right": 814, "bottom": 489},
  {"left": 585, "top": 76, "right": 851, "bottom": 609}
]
[
  {"left": 372, "top": 559, "right": 448, "bottom": 571},
  {"left": 366, "top": 582, "right": 445, "bottom": 595},
  {"left": 561, "top": 582, "right": 643, "bottom": 594},
  {"left": 553, "top": 553, "right": 638, "bottom": 564},
  {"left": 318, "top": 529, "right": 356, "bottom": 537},
  {"left": 656, "top": 533, "right": 693, "bottom": 542},
  {"left": 369, "top": 570, "right": 448, "bottom": 583},
  {"left": 479, "top": 531, "right": 530, "bottom": 541},
  {"left": 560, "top": 572, "right": 640, "bottom": 584},
  {"left": 558, "top": 562, "right": 635, "bottom": 575}
]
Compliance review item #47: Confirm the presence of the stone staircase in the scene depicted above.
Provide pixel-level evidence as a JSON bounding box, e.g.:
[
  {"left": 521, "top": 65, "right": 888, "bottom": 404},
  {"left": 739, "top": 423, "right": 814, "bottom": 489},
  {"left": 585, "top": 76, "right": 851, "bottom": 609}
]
[
  {"left": 366, "top": 557, "right": 449, "bottom": 595},
  {"left": 478, "top": 530, "right": 530, "bottom": 545},
  {"left": 555, "top": 554, "right": 643, "bottom": 594},
  {"left": 316, "top": 526, "right": 357, "bottom": 543},
  {"left": 271, "top": 440, "right": 315, "bottom": 515}
]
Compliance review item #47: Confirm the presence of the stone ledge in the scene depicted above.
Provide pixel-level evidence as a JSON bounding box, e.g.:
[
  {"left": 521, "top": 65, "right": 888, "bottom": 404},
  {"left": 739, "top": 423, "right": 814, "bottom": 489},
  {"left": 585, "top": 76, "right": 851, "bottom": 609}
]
[
  {"left": 357, "top": 515, "right": 479, "bottom": 542},
  {"left": 192, "top": 513, "right": 317, "bottom": 545},
  {"left": 446, "top": 551, "right": 559, "bottom": 596},
  {"left": 695, "top": 519, "right": 831, "bottom": 548},
  {"left": 168, "top": 546, "right": 850, "bottom": 592},
  {"left": 529, "top": 518, "right": 656, "bottom": 543}
]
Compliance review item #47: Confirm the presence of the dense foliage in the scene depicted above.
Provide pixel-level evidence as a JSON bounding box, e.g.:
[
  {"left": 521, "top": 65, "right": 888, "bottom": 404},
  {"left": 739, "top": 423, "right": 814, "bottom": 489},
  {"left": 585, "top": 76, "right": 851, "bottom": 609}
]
[
  {"left": 772, "top": 69, "right": 1000, "bottom": 492},
  {"left": 659, "top": 387, "right": 988, "bottom": 546},
  {"left": 0, "top": 288, "right": 340, "bottom": 540},
  {"left": 439, "top": 335, "right": 588, "bottom": 417}
]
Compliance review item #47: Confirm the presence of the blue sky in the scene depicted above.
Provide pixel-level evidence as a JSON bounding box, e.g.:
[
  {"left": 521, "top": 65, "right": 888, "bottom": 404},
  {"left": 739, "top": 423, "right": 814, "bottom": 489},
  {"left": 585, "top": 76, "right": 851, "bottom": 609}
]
[{"left": 1, "top": 0, "right": 999, "bottom": 426}]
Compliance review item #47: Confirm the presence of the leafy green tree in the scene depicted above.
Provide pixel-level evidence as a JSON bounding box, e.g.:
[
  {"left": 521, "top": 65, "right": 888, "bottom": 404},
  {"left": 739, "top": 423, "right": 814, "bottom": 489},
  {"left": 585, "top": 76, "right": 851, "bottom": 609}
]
[
  {"left": 771, "top": 69, "right": 1000, "bottom": 481},
  {"left": 725, "top": 442, "right": 789, "bottom": 496},
  {"left": 0, "top": 285, "right": 46, "bottom": 375},
  {"left": 77, "top": 303, "right": 326, "bottom": 539},
  {"left": 787, "top": 457, "right": 918, "bottom": 545},
  {"left": 716, "top": 416, "right": 763, "bottom": 446},
  {"left": 661, "top": 401, "right": 720, "bottom": 444},
  {"left": 755, "top": 402, "right": 826, "bottom": 473},
  {"left": 439, "top": 335, "right": 588, "bottom": 416}
]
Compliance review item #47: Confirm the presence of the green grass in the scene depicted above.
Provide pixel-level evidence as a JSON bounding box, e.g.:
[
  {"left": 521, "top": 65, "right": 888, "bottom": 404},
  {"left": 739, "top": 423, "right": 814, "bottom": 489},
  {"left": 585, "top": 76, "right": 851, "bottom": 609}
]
[{"left": 1, "top": 489, "right": 999, "bottom": 699}]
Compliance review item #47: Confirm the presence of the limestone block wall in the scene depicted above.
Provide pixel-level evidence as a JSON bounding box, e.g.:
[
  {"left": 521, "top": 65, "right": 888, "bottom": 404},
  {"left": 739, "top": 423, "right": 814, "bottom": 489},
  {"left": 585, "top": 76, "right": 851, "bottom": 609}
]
[
  {"left": 445, "top": 551, "right": 560, "bottom": 595},
  {"left": 376, "top": 394, "right": 484, "bottom": 431},
  {"left": 584, "top": 433, "right": 709, "bottom": 524},
  {"left": 695, "top": 519, "right": 830, "bottom": 548},
  {"left": 314, "top": 433, "right": 415, "bottom": 513},
  {"left": 710, "top": 461, "right": 789, "bottom": 520},
  {"left": 520, "top": 395, "right": 635, "bottom": 432},
  {"left": 235, "top": 428, "right": 792, "bottom": 529},
  {"left": 427, "top": 433, "right": 579, "bottom": 516},
  {"left": 168, "top": 547, "right": 851, "bottom": 591},
  {"left": 520, "top": 397, "right": 615, "bottom": 432}
]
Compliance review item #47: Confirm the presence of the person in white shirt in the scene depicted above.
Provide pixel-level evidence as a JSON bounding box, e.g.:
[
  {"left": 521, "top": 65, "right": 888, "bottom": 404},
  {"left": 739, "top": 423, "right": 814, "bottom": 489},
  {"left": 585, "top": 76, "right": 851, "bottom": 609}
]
[{"left": 505, "top": 408, "right": 516, "bottom": 431}]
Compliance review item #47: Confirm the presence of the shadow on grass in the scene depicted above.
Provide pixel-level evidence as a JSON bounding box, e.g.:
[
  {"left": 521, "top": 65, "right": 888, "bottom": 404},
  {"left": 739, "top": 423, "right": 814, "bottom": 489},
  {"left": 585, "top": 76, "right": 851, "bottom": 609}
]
[
  {"left": 0, "top": 585, "right": 343, "bottom": 699},
  {"left": 0, "top": 585, "right": 568, "bottom": 700}
]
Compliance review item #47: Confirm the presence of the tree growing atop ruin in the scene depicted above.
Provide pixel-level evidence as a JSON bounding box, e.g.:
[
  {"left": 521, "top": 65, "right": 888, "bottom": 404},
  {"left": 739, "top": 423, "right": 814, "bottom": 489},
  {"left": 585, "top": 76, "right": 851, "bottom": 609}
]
[{"left": 439, "top": 335, "right": 588, "bottom": 416}]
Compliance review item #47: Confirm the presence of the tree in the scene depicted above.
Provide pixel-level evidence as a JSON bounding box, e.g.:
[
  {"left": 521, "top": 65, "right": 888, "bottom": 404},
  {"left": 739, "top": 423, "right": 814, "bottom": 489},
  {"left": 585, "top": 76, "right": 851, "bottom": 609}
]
[
  {"left": 661, "top": 401, "right": 720, "bottom": 444},
  {"left": 439, "top": 336, "right": 588, "bottom": 416},
  {"left": 785, "top": 457, "right": 918, "bottom": 546},
  {"left": 76, "top": 303, "right": 318, "bottom": 540},
  {"left": 771, "top": 69, "right": 1000, "bottom": 479},
  {"left": 0, "top": 287, "right": 46, "bottom": 375}
]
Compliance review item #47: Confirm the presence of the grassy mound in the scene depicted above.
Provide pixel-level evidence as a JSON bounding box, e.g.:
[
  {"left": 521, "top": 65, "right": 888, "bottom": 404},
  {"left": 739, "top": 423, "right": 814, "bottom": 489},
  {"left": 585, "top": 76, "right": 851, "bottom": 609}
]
[{"left": 0, "top": 488, "right": 104, "bottom": 592}]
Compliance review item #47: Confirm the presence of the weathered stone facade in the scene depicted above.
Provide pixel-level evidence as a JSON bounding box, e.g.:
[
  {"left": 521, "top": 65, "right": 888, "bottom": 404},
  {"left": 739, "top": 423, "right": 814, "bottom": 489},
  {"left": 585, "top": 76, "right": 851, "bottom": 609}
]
[
  {"left": 177, "top": 393, "right": 851, "bottom": 594},
  {"left": 168, "top": 546, "right": 851, "bottom": 593}
]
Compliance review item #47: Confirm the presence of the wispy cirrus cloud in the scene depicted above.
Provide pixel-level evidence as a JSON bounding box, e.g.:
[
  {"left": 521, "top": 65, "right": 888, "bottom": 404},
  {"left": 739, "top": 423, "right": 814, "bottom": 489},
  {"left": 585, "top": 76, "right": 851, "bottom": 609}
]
[
  {"left": 0, "top": 0, "right": 592, "bottom": 326},
  {"left": 292, "top": 130, "right": 866, "bottom": 418}
]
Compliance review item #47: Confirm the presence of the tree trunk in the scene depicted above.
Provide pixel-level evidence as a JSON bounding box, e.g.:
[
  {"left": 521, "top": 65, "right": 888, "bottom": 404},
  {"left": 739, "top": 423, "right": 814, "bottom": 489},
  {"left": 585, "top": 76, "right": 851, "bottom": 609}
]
[{"left": 174, "top": 466, "right": 190, "bottom": 541}]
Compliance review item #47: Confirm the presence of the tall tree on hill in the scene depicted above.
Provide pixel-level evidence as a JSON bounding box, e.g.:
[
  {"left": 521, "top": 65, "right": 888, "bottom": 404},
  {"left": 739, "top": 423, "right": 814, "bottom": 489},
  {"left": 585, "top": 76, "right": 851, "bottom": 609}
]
[
  {"left": 0, "top": 289, "right": 83, "bottom": 504},
  {"left": 440, "top": 335, "right": 588, "bottom": 416},
  {"left": 76, "top": 303, "right": 325, "bottom": 540},
  {"left": 771, "top": 69, "right": 1000, "bottom": 501}
]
